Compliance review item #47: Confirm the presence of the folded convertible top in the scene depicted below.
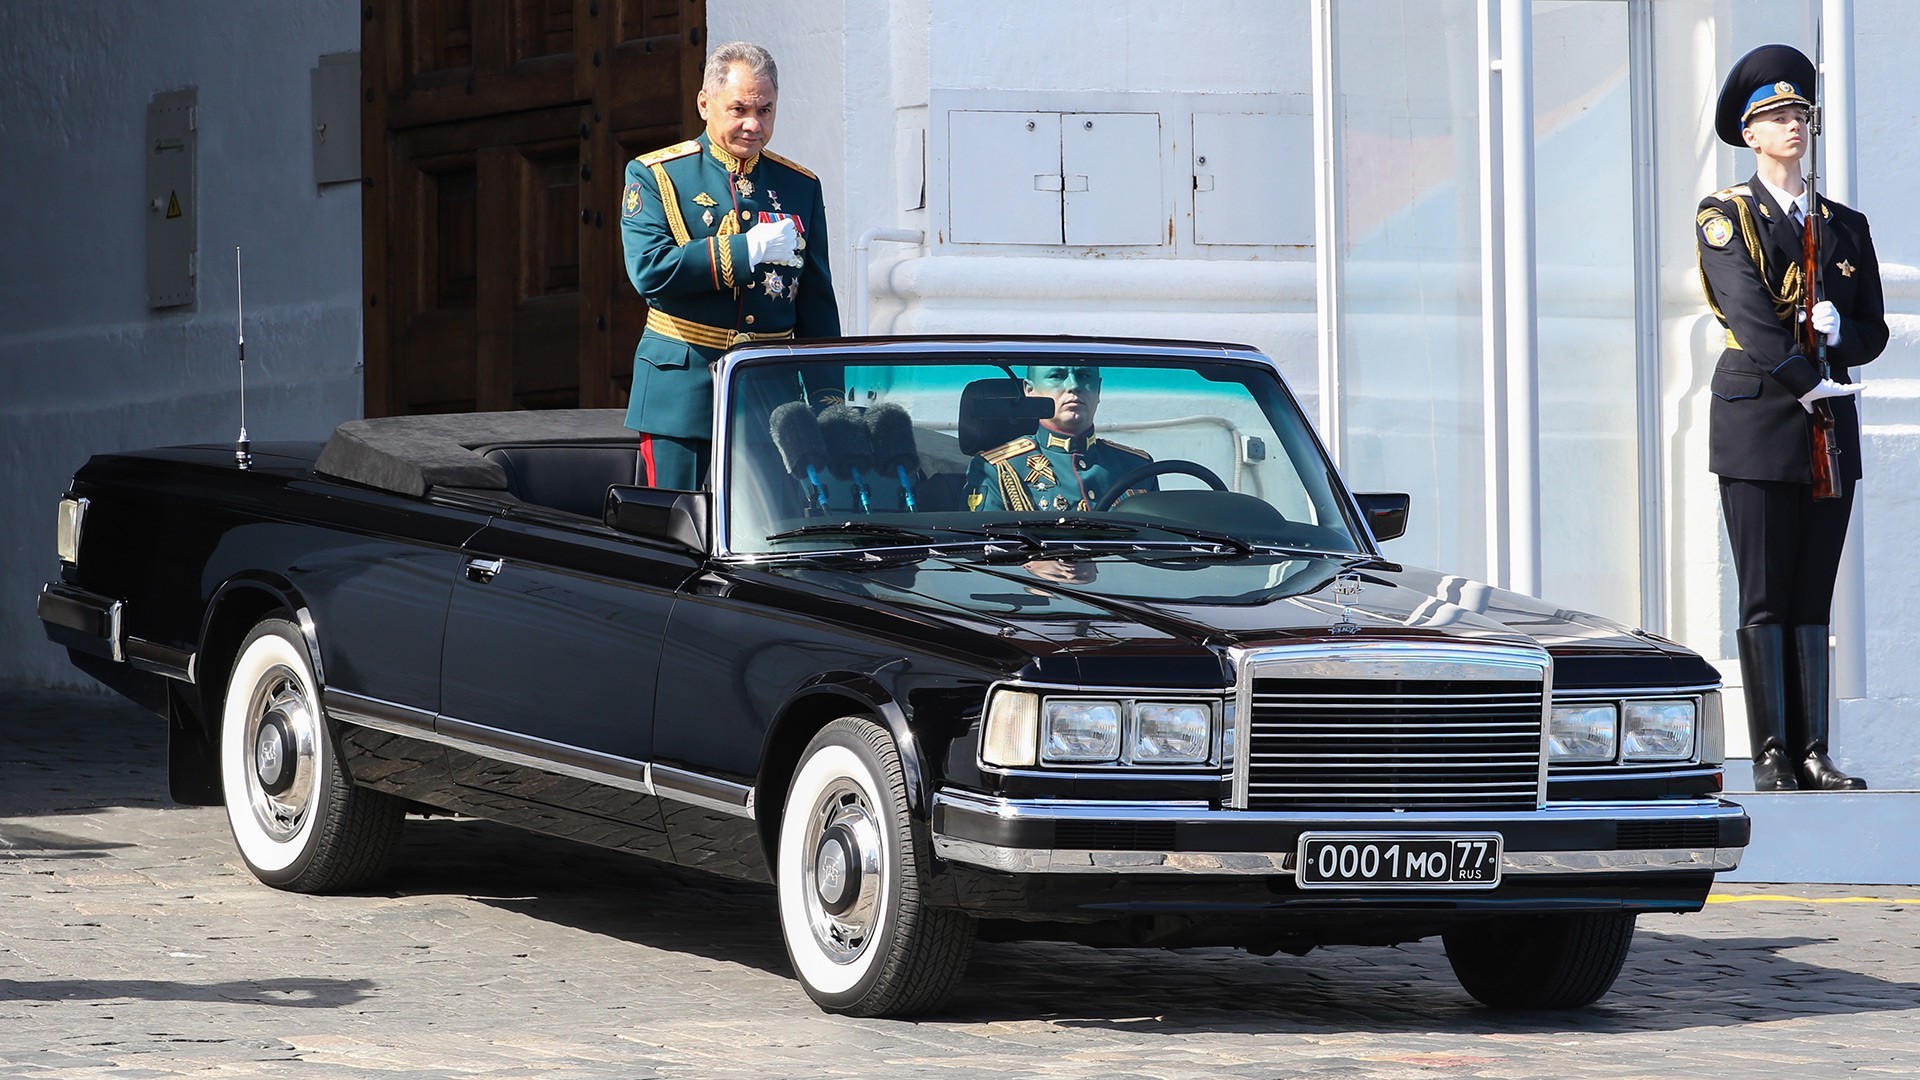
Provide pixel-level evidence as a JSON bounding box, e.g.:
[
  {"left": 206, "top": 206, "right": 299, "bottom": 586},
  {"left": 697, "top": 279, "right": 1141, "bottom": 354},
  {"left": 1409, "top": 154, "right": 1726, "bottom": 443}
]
[{"left": 314, "top": 409, "right": 634, "bottom": 497}]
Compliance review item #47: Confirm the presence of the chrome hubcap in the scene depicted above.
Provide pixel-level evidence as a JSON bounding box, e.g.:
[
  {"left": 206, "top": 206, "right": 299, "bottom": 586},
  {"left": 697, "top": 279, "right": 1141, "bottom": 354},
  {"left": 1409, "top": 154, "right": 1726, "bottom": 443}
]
[
  {"left": 802, "top": 781, "right": 884, "bottom": 964},
  {"left": 244, "top": 665, "right": 318, "bottom": 842}
]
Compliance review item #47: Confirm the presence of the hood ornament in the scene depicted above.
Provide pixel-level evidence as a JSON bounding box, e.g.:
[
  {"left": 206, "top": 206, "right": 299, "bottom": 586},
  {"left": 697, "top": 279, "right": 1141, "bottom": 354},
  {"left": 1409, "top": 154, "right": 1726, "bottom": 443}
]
[{"left": 1329, "top": 571, "right": 1364, "bottom": 635}]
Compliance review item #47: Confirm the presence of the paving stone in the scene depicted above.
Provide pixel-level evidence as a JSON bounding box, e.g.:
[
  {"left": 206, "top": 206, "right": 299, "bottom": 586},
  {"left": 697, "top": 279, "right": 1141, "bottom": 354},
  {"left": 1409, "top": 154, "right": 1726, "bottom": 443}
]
[{"left": 3, "top": 687, "right": 1919, "bottom": 1077}]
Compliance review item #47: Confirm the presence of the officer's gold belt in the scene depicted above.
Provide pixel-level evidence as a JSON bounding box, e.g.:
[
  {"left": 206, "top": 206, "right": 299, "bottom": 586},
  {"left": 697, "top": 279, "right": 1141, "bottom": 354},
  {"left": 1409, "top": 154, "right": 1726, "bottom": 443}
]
[{"left": 647, "top": 308, "right": 794, "bottom": 351}]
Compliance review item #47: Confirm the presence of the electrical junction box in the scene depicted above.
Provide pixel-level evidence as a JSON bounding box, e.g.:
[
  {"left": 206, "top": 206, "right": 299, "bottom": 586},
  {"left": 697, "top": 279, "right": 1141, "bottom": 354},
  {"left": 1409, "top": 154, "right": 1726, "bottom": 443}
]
[
  {"left": 147, "top": 87, "right": 197, "bottom": 309},
  {"left": 311, "top": 52, "right": 361, "bottom": 185}
]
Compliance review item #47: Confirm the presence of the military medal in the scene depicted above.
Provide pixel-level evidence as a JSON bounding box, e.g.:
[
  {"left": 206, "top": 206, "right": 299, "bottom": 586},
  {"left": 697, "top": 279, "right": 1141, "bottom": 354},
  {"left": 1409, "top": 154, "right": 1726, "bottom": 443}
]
[
  {"left": 1838, "top": 259, "right": 1856, "bottom": 277},
  {"left": 702, "top": 209, "right": 714, "bottom": 227},
  {"left": 769, "top": 189, "right": 782, "bottom": 210},
  {"left": 736, "top": 175, "right": 754, "bottom": 198},
  {"left": 1023, "top": 454, "right": 1055, "bottom": 486},
  {"left": 1053, "top": 495, "right": 1071, "bottom": 512},
  {"left": 762, "top": 269, "right": 785, "bottom": 299}
]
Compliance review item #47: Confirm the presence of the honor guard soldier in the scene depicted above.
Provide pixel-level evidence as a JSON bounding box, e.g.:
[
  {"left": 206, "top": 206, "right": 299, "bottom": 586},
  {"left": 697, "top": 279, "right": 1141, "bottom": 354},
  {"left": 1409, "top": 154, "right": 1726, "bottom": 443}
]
[
  {"left": 1698, "top": 44, "right": 1887, "bottom": 790},
  {"left": 621, "top": 41, "right": 840, "bottom": 490},
  {"left": 964, "top": 365, "right": 1157, "bottom": 513}
]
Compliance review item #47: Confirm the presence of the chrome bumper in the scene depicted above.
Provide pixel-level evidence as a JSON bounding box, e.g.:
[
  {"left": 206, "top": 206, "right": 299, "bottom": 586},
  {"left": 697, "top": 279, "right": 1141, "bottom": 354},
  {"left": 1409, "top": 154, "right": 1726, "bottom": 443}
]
[{"left": 930, "top": 789, "right": 1747, "bottom": 876}]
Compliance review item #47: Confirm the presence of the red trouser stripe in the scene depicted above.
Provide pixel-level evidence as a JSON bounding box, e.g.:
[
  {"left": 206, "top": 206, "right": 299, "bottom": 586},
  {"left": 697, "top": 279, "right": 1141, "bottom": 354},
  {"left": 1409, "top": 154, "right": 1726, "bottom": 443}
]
[{"left": 638, "top": 433, "right": 657, "bottom": 486}]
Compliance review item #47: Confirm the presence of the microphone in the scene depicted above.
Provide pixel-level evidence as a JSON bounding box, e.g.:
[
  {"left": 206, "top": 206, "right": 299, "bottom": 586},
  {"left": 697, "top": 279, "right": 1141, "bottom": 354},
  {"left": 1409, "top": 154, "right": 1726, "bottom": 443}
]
[
  {"left": 864, "top": 402, "right": 919, "bottom": 511},
  {"left": 817, "top": 403, "right": 873, "bottom": 514},
  {"left": 769, "top": 401, "right": 828, "bottom": 513}
]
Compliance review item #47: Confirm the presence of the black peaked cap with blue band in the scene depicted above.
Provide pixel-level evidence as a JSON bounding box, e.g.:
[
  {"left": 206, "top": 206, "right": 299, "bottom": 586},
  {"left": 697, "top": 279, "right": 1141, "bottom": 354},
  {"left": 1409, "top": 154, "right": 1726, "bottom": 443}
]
[{"left": 1715, "top": 43, "right": 1816, "bottom": 147}]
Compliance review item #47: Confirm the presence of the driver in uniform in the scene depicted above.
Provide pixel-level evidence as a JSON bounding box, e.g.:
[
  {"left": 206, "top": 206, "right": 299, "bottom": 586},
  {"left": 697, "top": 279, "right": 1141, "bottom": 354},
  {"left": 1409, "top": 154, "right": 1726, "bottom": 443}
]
[{"left": 964, "top": 364, "right": 1156, "bottom": 512}]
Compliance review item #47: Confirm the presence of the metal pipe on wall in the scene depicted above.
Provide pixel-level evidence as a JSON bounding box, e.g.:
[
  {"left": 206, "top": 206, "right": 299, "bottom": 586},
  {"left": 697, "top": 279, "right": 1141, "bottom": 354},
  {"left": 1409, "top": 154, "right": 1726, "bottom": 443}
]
[
  {"left": 852, "top": 228, "right": 926, "bottom": 334},
  {"left": 1822, "top": 0, "right": 1866, "bottom": 699},
  {"left": 1499, "top": 0, "right": 1542, "bottom": 597}
]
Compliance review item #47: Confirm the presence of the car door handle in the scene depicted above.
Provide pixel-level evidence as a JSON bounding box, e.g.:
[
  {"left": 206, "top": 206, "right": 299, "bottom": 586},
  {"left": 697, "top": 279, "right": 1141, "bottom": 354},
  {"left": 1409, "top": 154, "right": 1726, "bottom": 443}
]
[{"left": 465, "top": 557, "right": 504, "bottom": 583}]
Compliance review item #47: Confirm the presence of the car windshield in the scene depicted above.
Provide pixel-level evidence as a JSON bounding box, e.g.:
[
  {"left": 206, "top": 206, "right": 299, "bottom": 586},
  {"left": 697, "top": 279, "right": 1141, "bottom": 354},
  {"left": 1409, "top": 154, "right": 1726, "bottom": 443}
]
[{"left": 721, "top": 351, "right": 1363, "bottom": 557}]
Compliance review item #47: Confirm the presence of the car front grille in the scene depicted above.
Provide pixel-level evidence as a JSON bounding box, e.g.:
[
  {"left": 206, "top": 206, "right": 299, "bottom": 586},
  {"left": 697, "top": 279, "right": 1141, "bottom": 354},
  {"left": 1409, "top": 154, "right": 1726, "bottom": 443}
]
[{"left": 1234, "top": 646, "right": 1548, "bottom": 812}]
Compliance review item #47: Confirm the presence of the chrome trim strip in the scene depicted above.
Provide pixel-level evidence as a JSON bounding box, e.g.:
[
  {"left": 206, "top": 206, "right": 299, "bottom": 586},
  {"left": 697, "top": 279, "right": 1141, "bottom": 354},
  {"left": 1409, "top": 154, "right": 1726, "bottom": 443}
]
[
  {"left": 435, "top": 715, "right": 653, "bottom": 796},
  {"left": 322, "top": 689, "right": 756, "bottom": 815},
  {"left": 124, "top": 637, "right": 195, "bottom": 683},
  {"left": 931, "top": 790, "right": 1746, "bottom": 876},
  {"left": 1553, "top": 682, "right": 1720, "bottom": 698},
  {"left": 322, "top": 689, "right": 437, "bottom": 737},
  {"left": 649, "top": 764, "right": 756, "bottom": 819},
  {"left": 931, "top": 837, "right": 1742, "bottom": 876}
]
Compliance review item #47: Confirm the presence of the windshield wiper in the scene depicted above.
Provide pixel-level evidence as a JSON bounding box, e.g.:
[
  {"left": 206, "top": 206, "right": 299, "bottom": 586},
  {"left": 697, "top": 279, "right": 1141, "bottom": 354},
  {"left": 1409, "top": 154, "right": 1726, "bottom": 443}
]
[
  {"left": 1123, "top": 521, "right": 1255, "bottom": 556},
  {"left": 765, "top": 522, "right": 940, "bottom": 544},
  {"left": 991, "top": 515, "right": 1141, "bottom": 535}
]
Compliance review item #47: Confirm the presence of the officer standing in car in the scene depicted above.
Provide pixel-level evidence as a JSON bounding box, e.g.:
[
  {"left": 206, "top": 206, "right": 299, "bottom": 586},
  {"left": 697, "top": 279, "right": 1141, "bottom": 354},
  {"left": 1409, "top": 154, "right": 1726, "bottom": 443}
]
[
  {"left": 621, "top": 40, "right": 840, "bottom": 490},
  {"left": 1696, "top": 44, "right": 1887, "bottom": 790}
]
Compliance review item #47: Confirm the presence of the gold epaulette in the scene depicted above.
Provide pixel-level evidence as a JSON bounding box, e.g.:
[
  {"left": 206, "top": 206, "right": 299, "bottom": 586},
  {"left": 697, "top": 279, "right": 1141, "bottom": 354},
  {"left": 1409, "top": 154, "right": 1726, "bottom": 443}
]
[
  {"left": 1097, "top": 438, "right": 1150, "bottom": 460},
  {"left": 980, "top": 436, "right": 1038, "bottom": 466},
  {"left": 762, "top": 149, "right": 817, "bottom": 181},
  {"left": 637, "top": 140, "right": 700, "bottom": 168}
]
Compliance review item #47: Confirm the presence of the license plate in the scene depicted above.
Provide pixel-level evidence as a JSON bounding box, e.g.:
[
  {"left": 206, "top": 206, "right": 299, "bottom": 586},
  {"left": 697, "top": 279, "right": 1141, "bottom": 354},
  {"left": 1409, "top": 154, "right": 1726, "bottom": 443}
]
[{"left": 1296, "top": 833, "right": 1502, "bottom": 889}]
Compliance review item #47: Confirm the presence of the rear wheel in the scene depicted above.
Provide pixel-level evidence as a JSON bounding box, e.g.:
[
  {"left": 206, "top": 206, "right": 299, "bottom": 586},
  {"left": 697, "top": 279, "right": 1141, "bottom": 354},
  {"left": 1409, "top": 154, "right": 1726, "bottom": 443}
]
[
  {"left": 220, "top": 615, "right": 402, "bottom": 892},
  {"left": 776, "top": 717, "right": 975, "bottom": 1016},
  {"left": 1443, "top": 912, "right": 1637, "bottom": 1009}
]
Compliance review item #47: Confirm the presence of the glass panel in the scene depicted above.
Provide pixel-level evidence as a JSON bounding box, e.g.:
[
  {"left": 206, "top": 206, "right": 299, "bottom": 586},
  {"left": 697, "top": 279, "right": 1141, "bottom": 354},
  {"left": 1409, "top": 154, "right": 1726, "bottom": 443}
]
[
  {"left": 1331, "top": 0, "right": 1487, "bottom": 581},
  {"left": 723, "top": 354, "right": 1360, "bottom": 557},
  {"left": 1532, "top": 1, "right": 1639, "bottom": 623}
]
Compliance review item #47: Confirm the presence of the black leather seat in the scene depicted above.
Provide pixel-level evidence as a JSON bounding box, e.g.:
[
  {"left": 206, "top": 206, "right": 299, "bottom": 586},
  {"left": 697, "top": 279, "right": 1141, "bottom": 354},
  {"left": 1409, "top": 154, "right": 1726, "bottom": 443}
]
[
  {"left": 482, "top": 445, "right": 640, "bottom": 518},
  {"left": 958, "top": 377, "right": 1049, "bottom": 455}
]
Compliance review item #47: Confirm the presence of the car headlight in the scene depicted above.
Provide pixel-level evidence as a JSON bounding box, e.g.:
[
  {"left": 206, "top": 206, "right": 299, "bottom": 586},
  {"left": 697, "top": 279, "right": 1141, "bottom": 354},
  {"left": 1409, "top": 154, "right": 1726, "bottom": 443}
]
[
  {"left": 1623, "top": 699, "right": 1697, "bottom": 762},
  {"left": 1699, "top": 691, "right": 1725, "bottom": 765},
  {"left": 1043, "top": 700, "right": 1122, "bottom": 763},
  {"left": 57, "top": 496, "right": 87, "bottom": 565},
  {"left": 981, "top": 689, "right": 1040, "bottom": 768},
  {"left": 1549, "top": 703, "right": 1618, "bottom": 762},
  {"left": 1131, "top": 702, "right": 1212, "bottom": 764}
]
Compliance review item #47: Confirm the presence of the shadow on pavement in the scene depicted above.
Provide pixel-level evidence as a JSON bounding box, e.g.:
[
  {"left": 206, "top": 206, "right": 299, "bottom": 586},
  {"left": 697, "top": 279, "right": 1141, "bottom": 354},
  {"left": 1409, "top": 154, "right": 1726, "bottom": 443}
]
[
  {"left": 0, "top": 820, "right": 135, "bottom": 860},
  {"left": 0, "top": 976, "right": 375, "bottom": 1008},
  {"left": 365, "top": 815, "right": 1920, "bottom": 1032}
]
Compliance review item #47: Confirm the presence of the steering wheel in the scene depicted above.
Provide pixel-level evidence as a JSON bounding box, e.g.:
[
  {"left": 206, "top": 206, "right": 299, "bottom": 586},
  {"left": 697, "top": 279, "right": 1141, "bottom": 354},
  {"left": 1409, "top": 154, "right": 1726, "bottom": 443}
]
[{"left": 1093, "top": 459, "right": 1227, "bottom": 511}]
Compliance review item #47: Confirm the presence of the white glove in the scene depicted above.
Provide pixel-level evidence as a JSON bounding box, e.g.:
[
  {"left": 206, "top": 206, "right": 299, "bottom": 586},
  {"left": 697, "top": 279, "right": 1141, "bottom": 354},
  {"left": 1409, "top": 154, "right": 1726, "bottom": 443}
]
[
  {"left": 744, "top": 219, "right": 798, "bottom": 269},
  {"left": 1797, "top": 299, "right": 1842, "bottom": 346},
  {"left": 1798, "top": 378, "right": 1863, "bottom": 412}
]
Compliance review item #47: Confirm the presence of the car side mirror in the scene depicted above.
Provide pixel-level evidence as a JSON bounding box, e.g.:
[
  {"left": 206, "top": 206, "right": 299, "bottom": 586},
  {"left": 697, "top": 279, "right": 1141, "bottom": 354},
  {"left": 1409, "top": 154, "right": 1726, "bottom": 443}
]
[
  {"left": 1354, "top": 492, "right": 1410, "bottom": 542},
  {"left": 605, "top": 486, "right": 710, "bottom": 551}
]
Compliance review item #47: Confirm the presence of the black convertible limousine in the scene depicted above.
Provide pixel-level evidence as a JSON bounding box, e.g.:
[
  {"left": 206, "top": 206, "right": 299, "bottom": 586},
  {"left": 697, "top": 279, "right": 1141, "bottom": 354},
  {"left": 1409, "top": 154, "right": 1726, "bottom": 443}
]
[{"left": 39, "top": 337, "right": 1747, "bottom": 1016}]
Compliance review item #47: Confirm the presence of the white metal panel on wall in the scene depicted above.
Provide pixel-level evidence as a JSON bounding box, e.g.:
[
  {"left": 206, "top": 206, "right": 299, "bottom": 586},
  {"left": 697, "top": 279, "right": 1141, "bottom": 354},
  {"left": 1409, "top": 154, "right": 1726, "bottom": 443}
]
[
  {"left": 1193, "top": 110, "right": 1314, "bottom": 247},
  {"left": 1062, "top": 112, "right": 1164, "bottom": 246},
  {"left": 947, "top": 111, "right": 1061, "bottom": 244}
]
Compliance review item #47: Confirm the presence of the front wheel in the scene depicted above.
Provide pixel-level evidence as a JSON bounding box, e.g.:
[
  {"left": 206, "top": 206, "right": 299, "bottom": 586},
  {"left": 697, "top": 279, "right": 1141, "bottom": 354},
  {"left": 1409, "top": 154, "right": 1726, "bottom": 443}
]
[
  {"left": 220, "top": 615, "right": 402, "bottom": 892},
  {"left": 777, "top": 717, "right": 975, "bottom": 1016},
  {"left": 1442, "top": 912, "right": 1637, "bottom": 1009}
]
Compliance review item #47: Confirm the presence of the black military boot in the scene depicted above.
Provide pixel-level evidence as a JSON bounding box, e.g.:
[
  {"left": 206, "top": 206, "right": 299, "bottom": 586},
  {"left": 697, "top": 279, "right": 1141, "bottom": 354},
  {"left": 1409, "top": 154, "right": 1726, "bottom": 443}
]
[
  {"left": 1788, "top": 625, "right": 1868, "bottom": 790},
  {"left": 1737, "top": 624, "right": 1797, "bottom": 791}
]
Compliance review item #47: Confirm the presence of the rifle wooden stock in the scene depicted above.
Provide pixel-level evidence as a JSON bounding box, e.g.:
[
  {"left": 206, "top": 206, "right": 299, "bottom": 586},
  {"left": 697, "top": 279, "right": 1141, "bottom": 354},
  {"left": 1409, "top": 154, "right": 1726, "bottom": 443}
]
[{"left": 1804, "top": 200, "right": 1841, "bottom": 500}]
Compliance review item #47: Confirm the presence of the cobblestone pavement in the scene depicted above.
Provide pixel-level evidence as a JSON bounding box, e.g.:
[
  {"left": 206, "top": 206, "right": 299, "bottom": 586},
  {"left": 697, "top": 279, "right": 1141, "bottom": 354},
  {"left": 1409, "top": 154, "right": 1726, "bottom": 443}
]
[{"left": 2, "top": 688, "right": 1916, "bottom": 1079}]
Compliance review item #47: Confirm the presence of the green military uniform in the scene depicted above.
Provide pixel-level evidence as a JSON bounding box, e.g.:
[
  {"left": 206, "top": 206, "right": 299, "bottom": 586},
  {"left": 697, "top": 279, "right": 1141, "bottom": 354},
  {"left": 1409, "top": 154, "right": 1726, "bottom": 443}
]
[
  {"left": 621, "top": 131, "right": 840, "bottom": 487},
  {"left": 963, "top": 427, "right": 1156, "bottom": 513}
]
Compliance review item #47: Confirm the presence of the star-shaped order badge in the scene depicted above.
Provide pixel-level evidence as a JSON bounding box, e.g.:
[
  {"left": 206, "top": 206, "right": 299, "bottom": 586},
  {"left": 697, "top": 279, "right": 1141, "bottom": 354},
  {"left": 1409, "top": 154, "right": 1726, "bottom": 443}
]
[
  {"left": 762, "top": 269, "right": 785, "bottom": 299},
  {"left": 1837, "top": 259, "right": 1856, "bottom": 278}
]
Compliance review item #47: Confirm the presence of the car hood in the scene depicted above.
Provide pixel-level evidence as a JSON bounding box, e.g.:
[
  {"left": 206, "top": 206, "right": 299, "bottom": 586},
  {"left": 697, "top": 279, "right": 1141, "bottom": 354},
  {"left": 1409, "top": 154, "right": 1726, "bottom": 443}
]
[{"left": 770, "top": 550, "right": 1684, "bottom": 659}]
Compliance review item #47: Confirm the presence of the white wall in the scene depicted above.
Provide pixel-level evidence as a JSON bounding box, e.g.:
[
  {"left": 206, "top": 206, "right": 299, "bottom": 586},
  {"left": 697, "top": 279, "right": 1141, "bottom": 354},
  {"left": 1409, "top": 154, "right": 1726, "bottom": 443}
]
[{"left": 0, "top": 2, "right": 364, "bottom": 687}]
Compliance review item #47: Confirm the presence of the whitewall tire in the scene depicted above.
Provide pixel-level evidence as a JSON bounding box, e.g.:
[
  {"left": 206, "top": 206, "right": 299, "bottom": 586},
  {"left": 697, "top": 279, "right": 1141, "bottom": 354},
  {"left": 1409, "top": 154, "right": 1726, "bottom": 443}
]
[
  {"left": 220, "top": 615, "right": 401, "bottom": 892},
  {"left": 777, "top": 717, "right": 974, "bottom": 1016}
]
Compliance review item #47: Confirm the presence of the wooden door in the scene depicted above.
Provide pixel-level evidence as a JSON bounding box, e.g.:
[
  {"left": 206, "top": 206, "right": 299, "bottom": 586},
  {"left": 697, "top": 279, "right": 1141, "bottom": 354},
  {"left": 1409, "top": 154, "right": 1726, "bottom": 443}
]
[{"left": 363, "top": 0, "right": 706, "bottom": 416}]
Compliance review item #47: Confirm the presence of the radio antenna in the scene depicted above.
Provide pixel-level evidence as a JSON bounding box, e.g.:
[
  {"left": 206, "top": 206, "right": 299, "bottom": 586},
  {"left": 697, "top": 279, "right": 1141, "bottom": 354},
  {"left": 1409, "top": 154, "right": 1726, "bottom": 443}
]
[{"left": 234, "top": 246, "right": 251, "bottom": 470}]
